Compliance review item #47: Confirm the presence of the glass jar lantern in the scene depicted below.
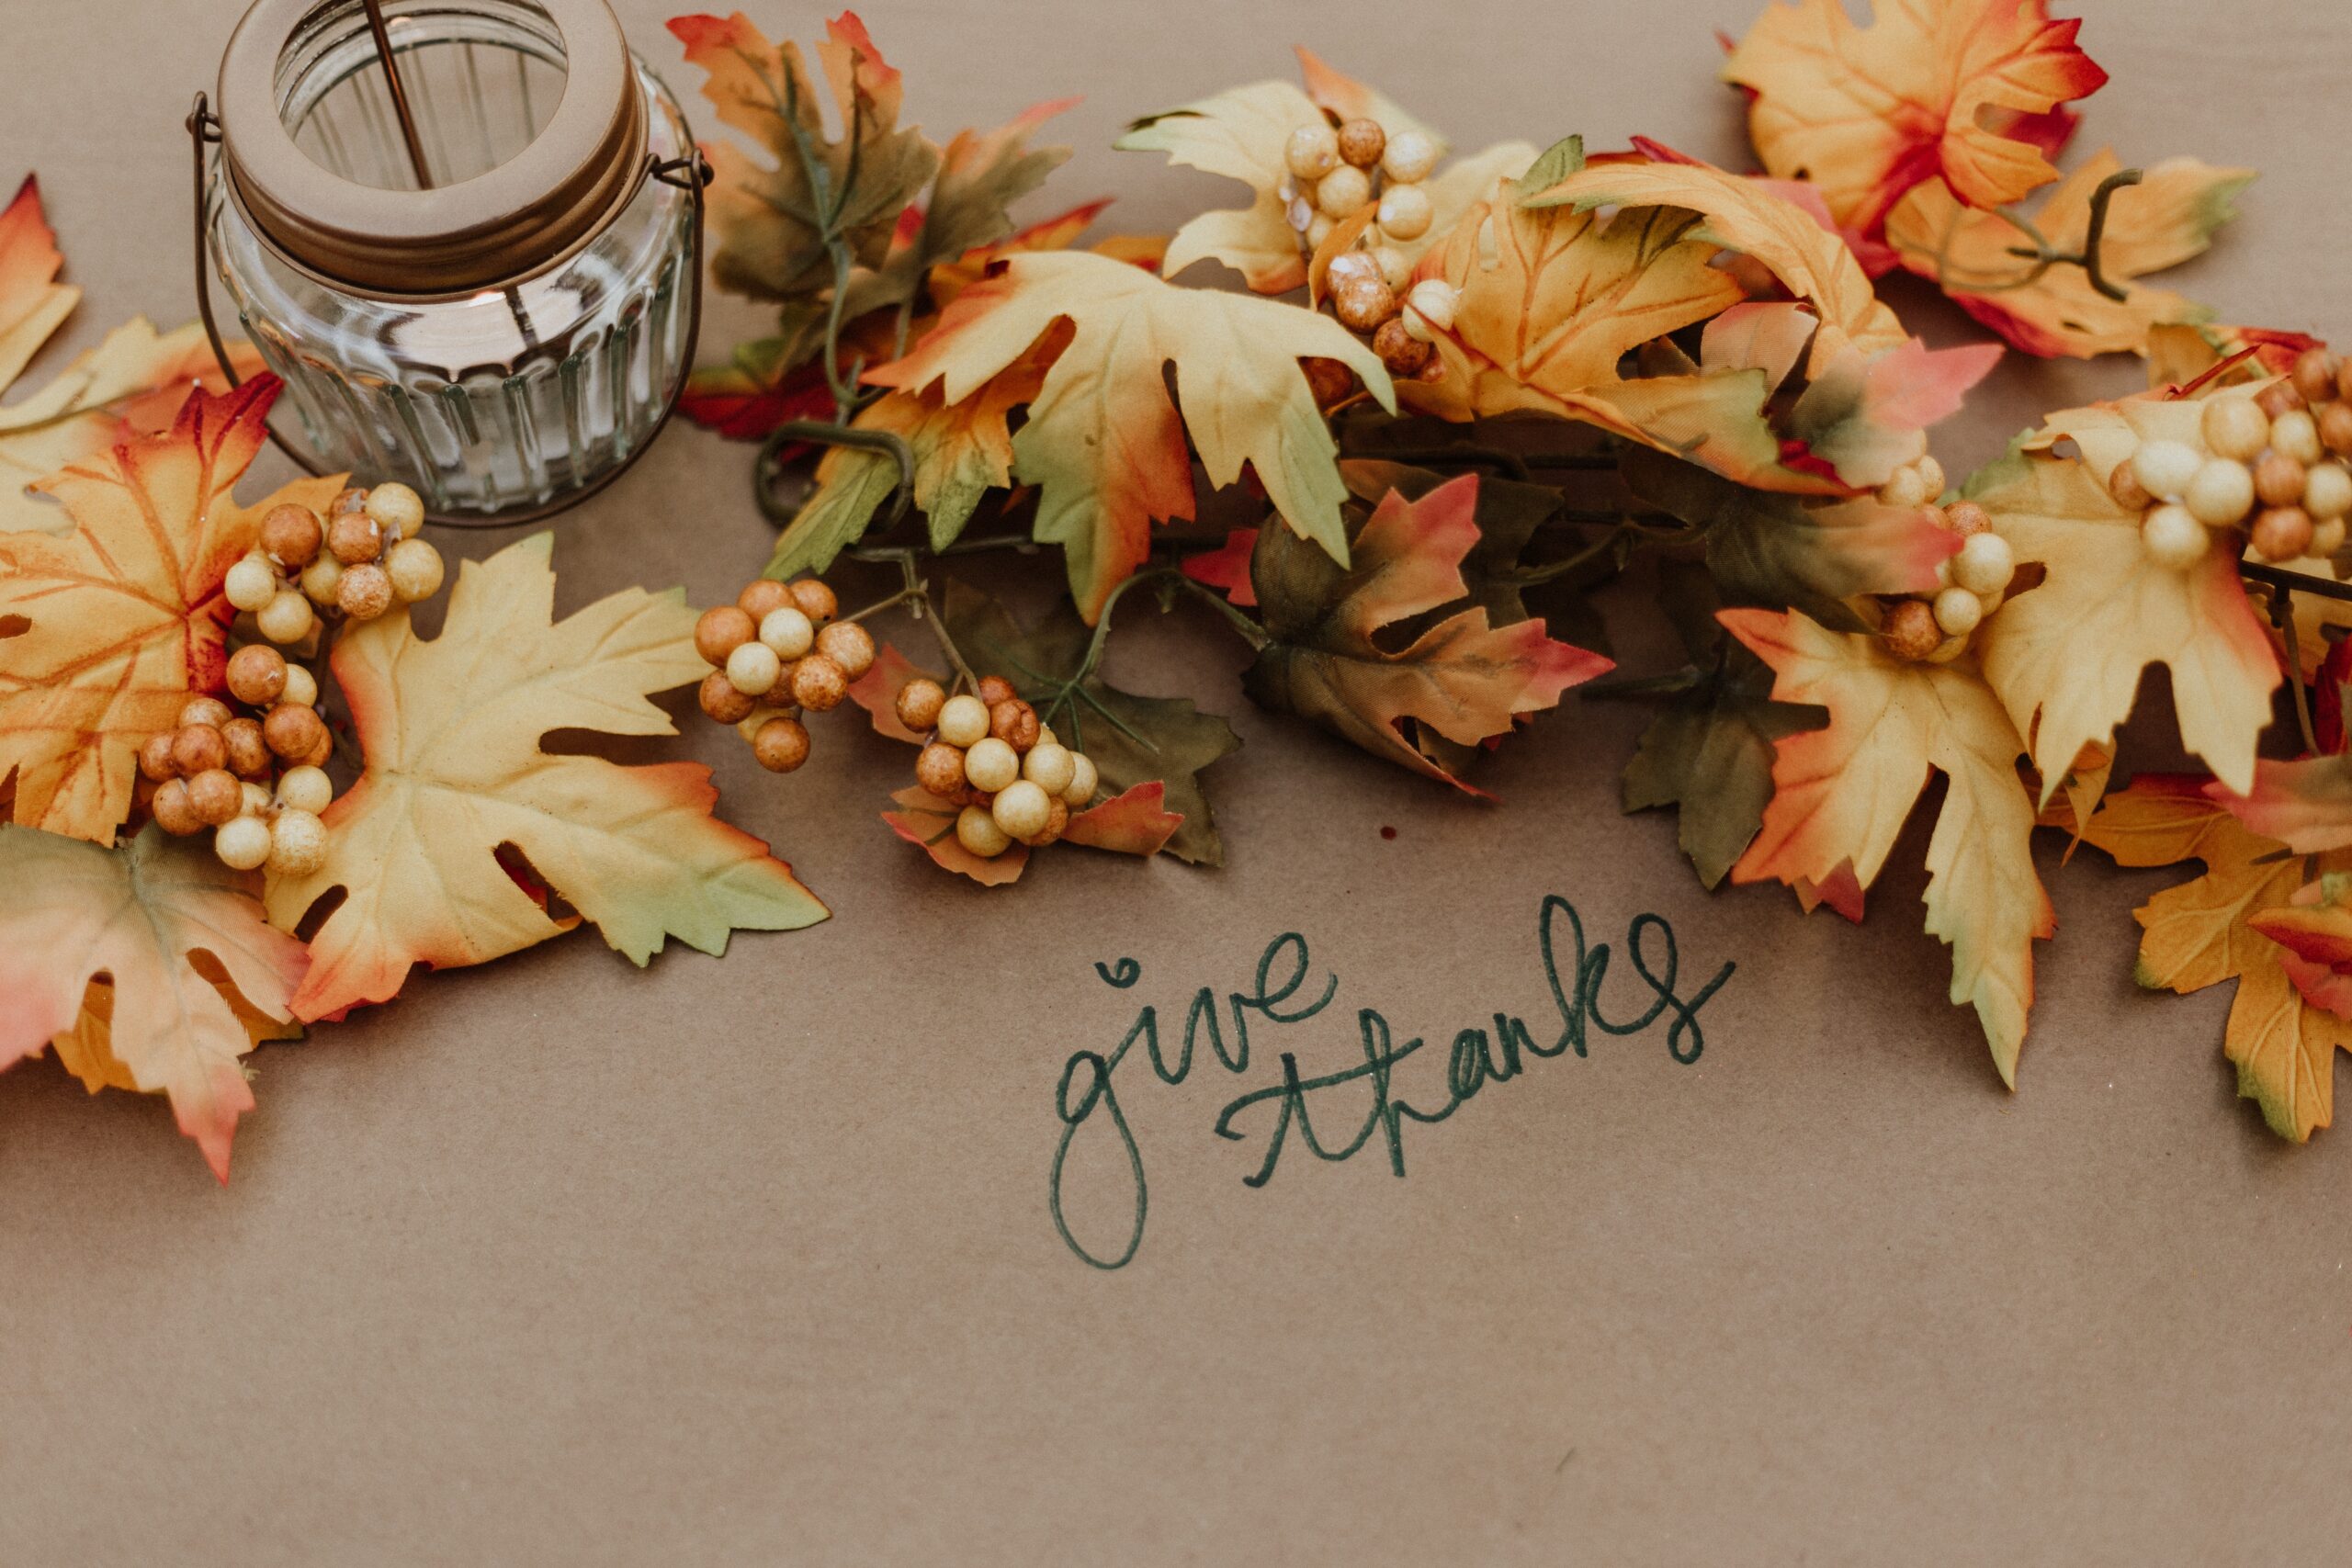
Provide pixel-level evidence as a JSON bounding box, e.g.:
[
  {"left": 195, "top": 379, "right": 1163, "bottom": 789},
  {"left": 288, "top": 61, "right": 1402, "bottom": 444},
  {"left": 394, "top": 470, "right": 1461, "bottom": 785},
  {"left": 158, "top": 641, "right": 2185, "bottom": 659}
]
[{"left": 189, "top": 0, "right": 707, "bottom": 523}]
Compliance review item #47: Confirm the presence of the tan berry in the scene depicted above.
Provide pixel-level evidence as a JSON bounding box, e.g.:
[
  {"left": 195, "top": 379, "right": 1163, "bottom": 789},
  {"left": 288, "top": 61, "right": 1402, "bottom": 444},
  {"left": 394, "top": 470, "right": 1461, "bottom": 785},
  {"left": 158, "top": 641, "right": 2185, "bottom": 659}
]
[
  {"left": 1332, "top": 275, "right": 1396, "bottom": 333},
  {"left": 384, "top": 538, "right": 445, "bottom": 603},
  {"left": 1063, "top": 751, "right": 1099, "bottom": 807},
  {"left": 989, "top": 698, "right": 1041, "bottom": 751},
  {"left": 187, "top": 768, "right": 243, "bottom": 827},
  {"left": 977, "top": 674, "right": 1017, "bottom": 706},
  {"left": 789, "top": 654, "right": 848, "bottom": 712},
  {"left": 260, "top": 503, "right": 322, "bottom": 568},
  {"left": 916, "top": 741, "right": 967, "bottom": 798},
  {"left": 2256, "top": 452, "right": 2310, "bottom": 509},
  {"left": 2307, "top": 461, "right": 2352, "bottom": 521},
  {"left": 964, "top": 736, "right": 1020, "bottom": 793},
  {"left": 138, "top": 732, "right": 179, "bottom": 782},
  {"left": 2314, "top": 518, "right": 2348, "bottom": 557},
  {"left": 1023, "top": 796, "right": 1070, "bottom": 849},
  {"left": 330, "top": 486, "right": 368, "bottom": 516},
  {"left": 1336, "top": 117, "right": 1385, "bottom": 168},
  {"left": 991, "top": 779, "right": 1053, "bottom": 841},
  {"left": 298, "top": 726, "right": 334, "bottom": 770},
  {"left": 815, "top": 619, "right": 876, "bottom": 680},
  {"left": 226, "top": 643, "right": 288, "bottom": 705},
  {"left": 179, "top": 696, "right": 233, "bottom": 730},
  {"left": 936, "top": 694, "right": 990, "bottom": 748},
  {"left": 279, "top": 664, "right": 318, "bottom": 708},
  {"left": 2335, "top": 357, "right": 2352, "bottom": 402},
  {"left": 2293, "top": 349, "right": 2341, "bottom": 405},
  {"left": 897, "top": 677, "right": 947, "bottom": 734},
  {"left": 1317, "top": 164, "right": 1372, "bottom": 219},
  {"left": 151, "top": 778, "right": 201, "bottom": 836},
  {"left": 256, "top": 588, "right": 316, "bottom": 645},
  {"left": 362, "top": 481, "right": 424, "bottom": 535},
  {"left": 327, "top": 510, "right": 383, "bottom": 565},
  {"left": 956, "top": 804, "right": 1012, "bottom": 859},
  {"left": 1942, "top": 501, "right": 1993, "bottom": 537},
  {"left": 1374, "top": 317, "right": 1432, "bottom": 377},
  {"left": 172, "top": 724, "right": 227, "bottom": 776},
  {"left": 1285, "top": 122, "right": 1340, "bottom": 181},
  {"left": 752, "top": 715, "right": 811, "bottom": 773},
  {"left": 2185, "top": 459, "right": 2256, "bottom": 527},
  {"left": 786, "top": 578, "right": 837, "bottom": 626},
  {"left": 1301, "top": 356, "right": 1358, "bottom": 408},
  {"left": 698, "top": 670, "right": 756, "bottom": 724},
  {"left": 694, "top": 604, "right": 756, "bottom": 666},
  {"left": 2108, "top": 462, "right": 2154, "bottom": 511},
  {"left": 2202, "top": 396, "right": 2270, "bottom": 462},
  {"left": 266, "top": 808, "right": 329, "bottom": 876},
  {"left": 300, "top": 554, "right": 345, "bottom": 608},
  {"left": 263, "top": 703, "right": 327, "bottom": 761},
  {"left": 2321, "top": 401, "right": 2352, "bottom": 457},
  {"left": 221, "top": 717, "right": 272, "bottom": 779},
  {"left": 2273, "top": 409, "right": 2325, "bottom": 467},
  {"left": 277, "top": 764, "right": 333, "bottom": 816},
  {"left": 2258, "top": 380, "right": 2309, "bottom": 421},
  {"left": 1883, "top": 598, "right": 1941, "bottom": 660},
  {"left": 214, "top": 814, "right": 272, "bottom": 871},
  {"left": 224, "top": 555, "right": 279, "bottom": 614},
  {"left": 337, "top": 561, "right": 395, "bottom": 620},
  {"left": 1022, "top": 741, "right": 1076, "bottom": 796},
  {"left": 737, "top": 579, "right": 794, "bottom": 621},
  {"left": 2252, "top": 505, "right": 2316, "bottom": 562}
]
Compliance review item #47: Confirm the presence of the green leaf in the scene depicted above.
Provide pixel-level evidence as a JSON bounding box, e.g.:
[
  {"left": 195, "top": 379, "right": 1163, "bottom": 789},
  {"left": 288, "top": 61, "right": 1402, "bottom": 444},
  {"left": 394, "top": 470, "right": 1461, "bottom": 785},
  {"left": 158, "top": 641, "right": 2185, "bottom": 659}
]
[
  {"left": 1511, "top": 134, "right": 1587, "bottom": 204},
  {"left": 944, "top": 582, "right": 1241, "bottom": 865},
  {"left": 763, "top": 451, "right": 899, "bottom": 581}
]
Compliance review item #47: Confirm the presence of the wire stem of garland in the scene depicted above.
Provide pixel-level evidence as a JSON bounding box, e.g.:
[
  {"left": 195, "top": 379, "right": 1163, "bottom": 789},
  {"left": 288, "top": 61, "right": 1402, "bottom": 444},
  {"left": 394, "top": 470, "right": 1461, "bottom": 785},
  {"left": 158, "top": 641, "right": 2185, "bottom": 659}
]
[
  {"left": 1956, "top": 168, "right": 2144, "bottom": 301},
  {"left": 753, "top": 422, "right": 915, "bottom": 527}
]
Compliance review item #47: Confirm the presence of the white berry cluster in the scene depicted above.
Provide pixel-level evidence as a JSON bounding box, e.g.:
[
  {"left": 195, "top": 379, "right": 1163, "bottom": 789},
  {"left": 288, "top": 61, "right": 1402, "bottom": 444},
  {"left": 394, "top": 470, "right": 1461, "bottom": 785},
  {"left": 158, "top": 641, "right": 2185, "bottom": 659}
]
[
  {"left": 692, "top": 577, "right": 873, "bottom": 774},
  {"left": 1280, "top": 114, "right": 1459, "bottom": 384},
  {"left": 222, "top": 482, "right": 446, "bottom": 646},
  {"left": 1873, "top": 454, "right": 2018, "bottom": 663},
  {"left": 2112, "top": 350, "right": 2352, "bottom": 572}
]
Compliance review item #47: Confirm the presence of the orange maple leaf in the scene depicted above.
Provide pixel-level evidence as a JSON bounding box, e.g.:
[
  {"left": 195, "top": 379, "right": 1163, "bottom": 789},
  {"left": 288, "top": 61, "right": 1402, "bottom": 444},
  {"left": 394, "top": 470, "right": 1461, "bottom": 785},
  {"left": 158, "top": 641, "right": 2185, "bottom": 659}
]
[{"left": 1724, "top": 0, "right": 2108, "bottom": 236}]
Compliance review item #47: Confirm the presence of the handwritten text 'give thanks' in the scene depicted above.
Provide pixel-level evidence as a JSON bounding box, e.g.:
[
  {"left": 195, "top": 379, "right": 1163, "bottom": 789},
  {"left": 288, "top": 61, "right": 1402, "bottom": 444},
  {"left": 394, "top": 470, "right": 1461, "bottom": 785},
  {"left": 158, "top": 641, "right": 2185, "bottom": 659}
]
[{"left": 1049, "top": 895, "right": 1734, "bottom": 1269}]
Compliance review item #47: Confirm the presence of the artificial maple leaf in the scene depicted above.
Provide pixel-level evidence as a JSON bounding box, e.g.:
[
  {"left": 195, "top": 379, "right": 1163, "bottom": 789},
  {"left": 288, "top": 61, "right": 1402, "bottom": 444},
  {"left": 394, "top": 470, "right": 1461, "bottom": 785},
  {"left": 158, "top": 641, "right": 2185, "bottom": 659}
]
[
  {"left": 2145, "top": 322, "right": 2323, "bottom": 393},
  {"left": 668, "top": 12, "right": 942, "bottom": 302},
  {"left": 941, "top": 582, "right": 1242, "bottom": 864},
  {"left": 0, "top": 175, "right": 261, "bottom": 534},
  {"left": 2075, "top": 776, "right": 2352, "bottom": 1141},
  {"left": 1723, "top": 0, "right": 2109, "bottom": 236},
  {"left": 1971, "top": 392, "right": 2280, "bottom": 797},
  {"left": 0, "top": 823, "right": 308, "bottom": 1179},
  {"left": 1242, "top": 475, "right": 1611, "bottom": 793},
  {"left": 0, "top": 377, "right": 339, "bottom": 844},
  {"left": 868, "top": 249, "right": 1393, "bottom": 621},
  {"left": 1885, "top": 151, "right": 2255, "bottom": 358},
  {"left": 1624, "top": 446, "right": 1957, "bottom": 631},
  {"left": 1182, "top": 527, "right": 1260, "bottom": 609},
  {"left": 264, "top": 533, "right": 828, "bottom": 1021},
  {"left": 1724, "top": 606, "right": 2053, "bottom": 1082},
  {"left": 1115, "top": 55, "right": 1534, "bottom": 293}
]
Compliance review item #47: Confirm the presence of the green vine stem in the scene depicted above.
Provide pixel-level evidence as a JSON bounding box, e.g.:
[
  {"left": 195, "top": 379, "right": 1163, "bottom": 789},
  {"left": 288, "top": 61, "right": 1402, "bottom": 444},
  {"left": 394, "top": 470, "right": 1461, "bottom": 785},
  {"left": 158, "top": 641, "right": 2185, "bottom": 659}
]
[
  {"left": 754, "top": 421, "right": 914, "bottom": 527},
  {"left": 1927, "top": 167, "right": 2144, "bottom": 300}
]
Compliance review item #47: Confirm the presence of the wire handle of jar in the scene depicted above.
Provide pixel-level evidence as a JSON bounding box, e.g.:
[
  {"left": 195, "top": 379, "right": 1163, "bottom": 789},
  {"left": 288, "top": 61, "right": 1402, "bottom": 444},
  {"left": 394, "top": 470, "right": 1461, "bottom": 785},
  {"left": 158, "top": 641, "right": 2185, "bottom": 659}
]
[{"left": 185, "top": 93, "right": 714, "bottom": 530}]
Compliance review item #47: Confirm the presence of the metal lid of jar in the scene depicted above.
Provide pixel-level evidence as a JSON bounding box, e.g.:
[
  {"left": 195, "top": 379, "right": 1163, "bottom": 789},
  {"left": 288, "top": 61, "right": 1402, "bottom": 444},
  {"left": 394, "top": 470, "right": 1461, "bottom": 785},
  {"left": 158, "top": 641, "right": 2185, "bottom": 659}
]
[{"left": 215, "top": 0, "right": 646, "bottom": 297}]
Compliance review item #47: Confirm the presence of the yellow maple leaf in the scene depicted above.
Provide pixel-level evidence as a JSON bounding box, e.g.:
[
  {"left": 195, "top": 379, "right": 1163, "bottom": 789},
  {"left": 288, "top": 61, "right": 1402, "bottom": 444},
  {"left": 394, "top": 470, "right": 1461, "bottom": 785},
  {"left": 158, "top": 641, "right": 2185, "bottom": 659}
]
[
  {"left": 868, "top": 249, "right": 1393, "bottom": 622},
  {"left": 1972, "top": 389, "right": 2281, "bottom": 797},
  {"left": 1885, "top": 151, "right": 2255, "bottom": 358},
  {"left": 1724, "top": 606, "right": 2053, "bottom": 1083},
  {"left": 265, "top": 533, "right": 828, "bottom": 1021},
  {"left": 2077, "top": 776, "right": 2352, "bottom": 1141},
  {"left": 0, "top": 823, "right": 308, "bottom": 1179},
  {"left": 1114, "top": 53, "right": 1534, "bottom": 293},
  {"left": 1724, "top": 0, "right": 2109, "bottom": 234},
  {"left": 0, "top": 378, "right": 340, "bottom": 844}
]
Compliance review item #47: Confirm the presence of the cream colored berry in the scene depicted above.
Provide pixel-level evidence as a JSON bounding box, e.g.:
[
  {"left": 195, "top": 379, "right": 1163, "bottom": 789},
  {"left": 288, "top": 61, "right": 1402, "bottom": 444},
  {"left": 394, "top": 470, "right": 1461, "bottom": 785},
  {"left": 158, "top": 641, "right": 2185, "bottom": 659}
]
[
  {"left": 256, "top": 588, "right": 316, "bottom": 645},
  {"left": 1951, "top": 532, "right": 2015, "bottom": 596},
  {"left": 1062, "top": 751, "right": 1099, "bottom": 807},
  {"left": 214, "top": 815, "right": 273, "bottom": 871},
  {"left": 1285, "top": 123, "right": 1340, "bottom": 181},
  {"left": 1326, "top": 250, "right": 1377, "bottom": 289},
  {"left": 1375, "top": 183, "right": 1432, "bottom": 242},
  {"left": 956, "top": 804, "right": 1012, "bottom": 859},
  {"left": 964, "top": 736, "right": 1019, "bottom": 793},
  {"left": 1877, "top": 467, "right": 1930, "bottom": 509},
  {"left": 936, "top": 693, "right": 990, "bottom": 748},
  {"left": 2132, "top": 438, "right": 2202, "bottom": 502},
  {"left": 336, "top": 561, "right": 395, "bottom": 620},
  {"left": 1381, "top": 128, "right": 1440, "bottom": 185},
  {"left": 1022, "top": 741, "right": 1077, "bottom": 797},
  {"left": 725, "top": 638, "right": 783, "bottom": 697},
  {"left": 990, "top": 779, "right": 1053, "bottom": 841},
  {"left": 266, "top": 808, "right": 329, "bottom": 876},
  {"left": 1932, "top": 586, "right": 1984, "bottom": 637},
  {"left": 2201, "top": 396, "right": 2270, "bottom": 462},
  {"left": 1034, "top": 724, "right": 1057, "bottom": 750},
  {"left": 277, "top": 764, "right": 333, "bottom": 816},
  {"left": 300, "top": 554, "right": 345, "bottom": 607},
  {"left": 1317, "top": 164, "right": 1371, "bottom": 219},
  {"left": 2184, "top": 458, "right": 2256, "bottom": 527},
  {"left": 179, "top": 696, "right": 232, "bottom": 731},
  {"left": 363, "top": 481, "right": 425, "bottom": 534},
  {"left": 2140, "top": 503, "right": 2206, "bottom": 569},
  {"left": 1402, "top": 279, "right": 1458, "bottom": 341},
  {"left": 2306, "top": 461, "right": 2352, "bottom": 521},
  {"left": 2273, "top": 409, "right": 2325, "bottom": 467},
  {"left": 385, "top": 537, "right": 445, "bottom": 603},
  {"left": 1924, "top": 634, "right": 1971, "bottom": 665},
  {"left": 1304, "top": 213, "right": 1335, "bottom": 249},
  {"left": 279, "top": 663, "right": 318, "bottom": 708},
  {"left": 225, "top": 555, "right": 280, "bottom": 614},
  {"left": 2312, "top": 517, "right": 2347, "bottom": 557},
  {"left": 1373, "top": 245, "right": 1409, "bottom": 288},
  {"left": 239, "top": 781, "right": 274, "bottom": 818},
  {"left": 1914, "top": 456, "right": 1946, "bottom": 499},
  {"left": 759, "top": 606, "right": 814, "bottom": 660}
]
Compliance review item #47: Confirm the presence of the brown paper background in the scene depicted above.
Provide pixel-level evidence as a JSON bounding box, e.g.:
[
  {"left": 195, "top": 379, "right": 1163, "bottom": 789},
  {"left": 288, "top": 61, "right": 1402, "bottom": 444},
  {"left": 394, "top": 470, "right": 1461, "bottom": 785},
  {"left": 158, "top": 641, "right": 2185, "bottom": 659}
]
[{"left": 6, "top": 1, "right": 2352, "bottom": 1561}]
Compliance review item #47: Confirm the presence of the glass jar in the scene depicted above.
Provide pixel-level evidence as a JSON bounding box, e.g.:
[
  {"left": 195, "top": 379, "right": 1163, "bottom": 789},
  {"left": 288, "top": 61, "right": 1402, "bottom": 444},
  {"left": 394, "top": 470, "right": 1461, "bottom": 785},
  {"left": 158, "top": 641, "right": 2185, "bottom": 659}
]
[{"left": 201, "top": 0, "right": 700, "bottom": 519}]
